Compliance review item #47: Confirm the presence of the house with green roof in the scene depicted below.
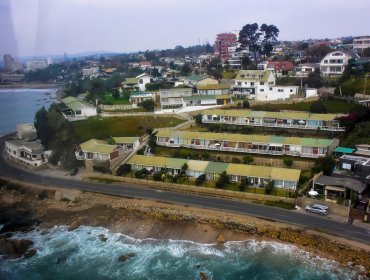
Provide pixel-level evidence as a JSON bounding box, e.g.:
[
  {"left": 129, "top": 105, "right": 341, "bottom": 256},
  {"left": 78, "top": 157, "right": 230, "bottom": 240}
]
[
  {"left": 201, "top": 109, "right": 345, "bottom": 132},
  {"left": 156, "top": 130, "right": 339, "bottom": 158},
  {"left": 159, "top": 88, "right": 193, "bottom": 109},
  {"left": 76, "top": 137, "right": 140, "bottom": 172},
  {"left": 183, "top": 94, "right": 232, "bottom": 107},
  {"left": 197, "top": 83, "right": 231, "bottom": 96},
  {"left": 127, "top": 155, "right": 301, "bottom": 190},
  {"left": 61, "top": 96, "right": 97, "bottom": 120},
  {"left": 129, "top": 91, "right": 155, "bottom": 105},
  {"left": 121, "top": 77, "right": 139, "bottom": 90},
  {"left": 233, "top": 69, "right": 299, "bottom": 101},
  {"left": 184, "top": 74, "right": 205, "bottom": 87}
]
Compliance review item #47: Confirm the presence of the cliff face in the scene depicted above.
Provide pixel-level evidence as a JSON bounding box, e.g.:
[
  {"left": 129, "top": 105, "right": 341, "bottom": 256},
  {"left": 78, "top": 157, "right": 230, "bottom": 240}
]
[{"left": 0, "top": 178, "right": 370, "bottom": 277}]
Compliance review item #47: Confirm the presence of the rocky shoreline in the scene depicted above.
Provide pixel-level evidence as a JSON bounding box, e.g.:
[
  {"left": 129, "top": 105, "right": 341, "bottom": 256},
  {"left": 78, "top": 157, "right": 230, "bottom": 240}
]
[{"left": 1, "top": 178, "right": 370, "bottom": 277}]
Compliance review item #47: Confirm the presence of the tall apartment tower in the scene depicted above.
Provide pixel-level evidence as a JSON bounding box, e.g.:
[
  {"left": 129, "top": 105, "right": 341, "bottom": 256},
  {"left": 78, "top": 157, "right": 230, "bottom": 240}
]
[
  {"left": 3, "top": 54, "right": 22, "bottom": 73},
  {"left": 214, "top": 33, "right": 237, "bottom": 62}
]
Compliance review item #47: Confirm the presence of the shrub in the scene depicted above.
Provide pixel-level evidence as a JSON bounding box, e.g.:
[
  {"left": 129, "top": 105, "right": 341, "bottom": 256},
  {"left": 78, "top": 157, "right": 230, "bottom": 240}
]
[
  {"left": 310, "top": 101, "right": 327, "bottom": 113},
  {"left": 216, "top": 171, "right": 229, "bottom": 189},
  {"left": 283, "top": 157, "right": 293, "bottom": 168},
  {"left": 265, "top": 181, "right": 275, "bottom": 195},
  {"left": 195, "top": 174, "right": 206, "bottom": 186},
  {"left": 116, "top": 164, "right": 131, "bottom": 176},
  {"left": 239, "top": 177, "right": 249, "bottom": 192},
  {"left": 242, "top": 100, "right": 250, "bottom": 108},
  {"left": 312, "top": 155, "right": 335, "bottom": 175},
  {"left": 231, "top": 157, "right": 241, "bottom": 164},
  {"left": 264, "top": 200, "right": 295, "bottom": 210},
  {"left": 242, "top": 155, "right": 254, "bottom": 164}
]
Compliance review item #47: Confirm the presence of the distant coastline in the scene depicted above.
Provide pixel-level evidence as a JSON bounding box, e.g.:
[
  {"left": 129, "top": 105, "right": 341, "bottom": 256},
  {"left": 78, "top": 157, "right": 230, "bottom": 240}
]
[{"left": 0, "top": 82, "right": 64, "bottom": 90}]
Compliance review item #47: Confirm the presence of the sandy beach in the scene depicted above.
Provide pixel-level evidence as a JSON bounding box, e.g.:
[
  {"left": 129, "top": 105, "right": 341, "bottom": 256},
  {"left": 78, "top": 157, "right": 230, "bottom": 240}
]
[{"left": 1, "top": 178, "right": 370, "bottom": 277}]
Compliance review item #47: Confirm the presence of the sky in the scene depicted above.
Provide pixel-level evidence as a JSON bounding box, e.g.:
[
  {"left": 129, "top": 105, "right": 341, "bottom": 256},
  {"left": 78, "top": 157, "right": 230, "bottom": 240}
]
[{"left": 1, "top": 0, "right": 370, "bottom": 58}]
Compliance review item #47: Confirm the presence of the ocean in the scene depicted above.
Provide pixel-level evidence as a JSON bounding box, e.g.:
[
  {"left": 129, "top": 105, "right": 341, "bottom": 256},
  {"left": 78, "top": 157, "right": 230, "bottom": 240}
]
[
  {"left": 0, "top": 88, "right": 57, "bottom": 137},
  {"left": 0, "top": 225, "right": 363, "bottom": 280}
]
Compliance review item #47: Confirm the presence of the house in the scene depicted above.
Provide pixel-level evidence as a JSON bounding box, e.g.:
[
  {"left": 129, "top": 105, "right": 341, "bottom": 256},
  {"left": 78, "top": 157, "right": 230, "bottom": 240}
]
[
  {"left": 258, "top": 61, "right": 294, "bottom": 73},
  {"left": 294, "top": 64, "right": 318, "bottom": 77},
  {"left": 155, "top": 130, "right": 338, "bottom": 158},
  {"left": 313, "top": 174, "right": 366, "bottom": 202},
  {"left": 197, "top": 84, "right": 231, "bottom": 95},
  {"left": 183, "top": 94, "right": 232, "bottom": 107},
  {"left": 184, "top": 74, "right": 205, "bottom": 87},
  {"left": 197, "top": 77, "right": 219, "bottom": 86},
  {"left": 320, "top": 51, "right": 352, "bottom": 77},
  {"left": 121, "top": 78, "right": 139, "bottom": 90},
  {"left": 159, "top": 88, "right": 192, "bottom": 109},
  {"left": 82, "top": 67, "right": 100, "bottom": 79},
  {"left": 139, "top": 61, "right": 151, "bottom": 69},
  {"left": 201, "top": 109, "right": 345, "bottom": 132},
  {"left": 354, "top": 144, "right": 370, "bottom": 157},
  {"left": 136, "top": 73, "right": 152, "bottom": 91},
  {"left": 129, "top": 92, "right": 155, "bottom": 105},
  {"left": 332, "top": 146, "right": 356, "bottom": 159},
  {"left": 353, "top": 36, "right": 370, "bottom": 52},
  {"left": 5, "top": 123, "right": 49, "bottom": 168},
  {"left": 233, "top": 70, "right": 275, "bottom": 99},
  {"left": 61, "top": 96, "right": 97, "bottom": 120},
  {"left": 233, "top": 70, "right": 299, "bottom": 101},
  {"left": 338, "top": 155, "right": 370, "bottom": 184},
  {"left": 127, "top": 155, "right": 301, "bottom": 190},
  {"left": 75, "top": 138, "right": 137, "bottom": 172}
]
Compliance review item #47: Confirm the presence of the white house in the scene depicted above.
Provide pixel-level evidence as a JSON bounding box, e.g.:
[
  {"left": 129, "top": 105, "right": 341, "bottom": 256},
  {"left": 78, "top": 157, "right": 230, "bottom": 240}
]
[
  {"left": 136, "top": 73, "right": 152, "bottom": 91},
  {"left": 61, "top": 96, "right": 97, "bottom": 120},
  {"left": 295, "top": 64, "right": 317, "bottom": 77},
  {"left": 5, "top": 139, "right": 48, "bottom": 168},
  {"left": 320, "top": 51, "right": 352, "bottom": 77},
  {"left": 256, "top": 85, "right": 299, "bottom": 101},
  {"left": 129, "top": 92, "right": 155, "bottom": 105},
  {"left": 233, "top": 70, "right": 298, "bottom": 101},
  {"left": 233, "top": 70, "right": 275, "bottom": 99},
  {"left": 159, "top": 88, "right": 192, "bottom": 109},
  {"left": 353, "top": 36, "right": 370, "bottom": 52},
  {"left": 82, "top": 67, "right": 100, "bottom": 79}
]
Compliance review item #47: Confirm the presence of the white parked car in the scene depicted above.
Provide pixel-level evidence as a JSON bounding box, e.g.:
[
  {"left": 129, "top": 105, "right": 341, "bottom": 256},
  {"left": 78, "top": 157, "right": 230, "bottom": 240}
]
[{"left": 305, "top": 204, "right": 329, "bottom": 216}]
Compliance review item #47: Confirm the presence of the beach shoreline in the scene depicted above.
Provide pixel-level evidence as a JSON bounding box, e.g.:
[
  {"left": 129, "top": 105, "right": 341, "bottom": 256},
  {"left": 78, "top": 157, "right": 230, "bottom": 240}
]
[
  {"left": 1, "top": 178, "right": 370, "bottom": 277},
  {"left": 0, "top": 82, "right": 63, "bottom": 89}
]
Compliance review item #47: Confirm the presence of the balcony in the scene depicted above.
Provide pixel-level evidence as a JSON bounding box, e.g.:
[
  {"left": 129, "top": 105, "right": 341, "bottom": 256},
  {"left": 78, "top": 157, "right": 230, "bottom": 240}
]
[{"left": 201, "top": 119, "right": 345, "bottom": 132}]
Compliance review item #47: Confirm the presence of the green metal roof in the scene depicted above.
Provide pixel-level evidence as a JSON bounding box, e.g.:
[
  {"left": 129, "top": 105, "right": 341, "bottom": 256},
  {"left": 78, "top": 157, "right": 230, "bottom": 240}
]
[
  {"left": 202, "top": 109, "right": 342, "bottom": 122},
  {"left": 123, "top": 78, "right": 138, "bottom": 84},
  {"left": 235, "top": 70, "right": 274, "bottom": 82},
  {"left": 185, "top": 74, "right": 205, "bottom": 81},
  {"left": 197, "top": 84, "right": 230, "bottom": 90},
  {"left": 156, "top": 130, "right": 334, "bottom": 148},
  {"left": 127, "top": 155, "right": 300, "bottom": 182},
  {"left": 112, "top": 137, "right": 139, "bottom": 144},
  {"left": 80, "top": 139, "right": 117, "bottom": 154},
  {"left": 61, "top": 96, "right": 95, "bottom": 111},
  {"left": 333, "top": 147, "right": 356, "bottom": 154}
]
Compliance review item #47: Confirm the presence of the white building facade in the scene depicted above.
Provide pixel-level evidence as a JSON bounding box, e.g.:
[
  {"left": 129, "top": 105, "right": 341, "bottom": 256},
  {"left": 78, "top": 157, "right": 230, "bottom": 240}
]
[{"left": 320, "top": 51, "right": 352, "bottom": 77}]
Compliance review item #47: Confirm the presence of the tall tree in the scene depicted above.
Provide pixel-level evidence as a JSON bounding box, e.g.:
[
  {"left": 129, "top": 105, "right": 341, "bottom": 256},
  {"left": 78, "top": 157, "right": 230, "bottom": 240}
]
[
  {"left": 239, "top": 23, "right": 261, "bottom": 68},
  {"left": 239, "top": 23, "right": 279, "bottom": 68}
]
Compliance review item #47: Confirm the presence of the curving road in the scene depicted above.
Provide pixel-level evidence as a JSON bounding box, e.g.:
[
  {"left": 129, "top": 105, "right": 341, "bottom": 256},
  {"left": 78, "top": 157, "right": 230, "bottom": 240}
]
[{"left": 0, "top": 135, "right": 369, "bottom": 244}]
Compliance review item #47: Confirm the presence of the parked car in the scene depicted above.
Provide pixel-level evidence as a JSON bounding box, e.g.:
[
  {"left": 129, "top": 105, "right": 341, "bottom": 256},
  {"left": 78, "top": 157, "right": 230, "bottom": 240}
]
[
  {"left": 69, "top": 168, "right": 78, "bottom": 176},
  {"left": 305, "top": 204, "right": 329, "bottom": 215}
]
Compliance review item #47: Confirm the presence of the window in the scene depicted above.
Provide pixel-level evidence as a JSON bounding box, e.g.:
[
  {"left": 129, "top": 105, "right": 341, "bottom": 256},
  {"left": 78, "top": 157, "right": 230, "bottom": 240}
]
[
  {"left": 290, "top": 89, "right": 293, "bottom": 92},
  {"left": 278, "top": 89, "right": 283, "bottom": 92},
  {"left": 237, "top": 82, "right": 241, "bottom": 86},
  {"left": 269, "top": 87, "right": 273, "bottom": 91},
  {"left": 324, "top": 60, "right": 328, "bottom": 63},
  {"left": 260, "top": 82, "right": 264, "bottom": 85},
  {"left": 139, "top": 79, "right": 143, "bottom": 84},
  {"left": 250, "top": 82, "right": 254, "bottom": 86},
  {"left": 260, "top": 89, "right": 264, "bottom": 92}
]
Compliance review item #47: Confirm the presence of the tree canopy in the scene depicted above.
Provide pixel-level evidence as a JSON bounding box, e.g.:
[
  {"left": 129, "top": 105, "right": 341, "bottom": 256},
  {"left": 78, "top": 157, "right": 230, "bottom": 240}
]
[{"left": 239, "top": 23, "right": 279, "bottom": 67}]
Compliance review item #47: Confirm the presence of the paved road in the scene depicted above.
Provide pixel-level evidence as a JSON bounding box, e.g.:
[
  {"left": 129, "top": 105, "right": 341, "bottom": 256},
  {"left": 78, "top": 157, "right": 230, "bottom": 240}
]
[{"left": 0, "top": 135, "right": 369, "bottom": 244}]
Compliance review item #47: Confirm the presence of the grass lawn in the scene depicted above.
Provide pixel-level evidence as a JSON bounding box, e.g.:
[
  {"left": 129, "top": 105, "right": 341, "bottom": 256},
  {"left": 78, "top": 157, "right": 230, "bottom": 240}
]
[
  {"left": 72, "top": 115, "right": 185, "bottom": 142},
  {"left": 101, "top": 94, "right": 130, "bottom": 105},
  {"left": 251, "top": 99, "right": 366, "bottom": 114}
]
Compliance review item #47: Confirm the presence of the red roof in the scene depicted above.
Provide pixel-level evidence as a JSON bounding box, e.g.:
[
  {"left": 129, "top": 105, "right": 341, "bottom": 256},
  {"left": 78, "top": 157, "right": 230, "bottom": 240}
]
[
  {"left": 267, "top": 61, "right": 294, "bottom": 71},
  {"left": 140, "top": 61, "right": 151, "bottom": 66}
]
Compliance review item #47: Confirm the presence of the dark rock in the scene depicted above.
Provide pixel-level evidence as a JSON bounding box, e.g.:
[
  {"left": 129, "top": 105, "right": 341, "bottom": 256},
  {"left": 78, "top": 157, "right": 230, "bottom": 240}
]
[
  {"left": 68, "top": 221, "right": 80, "bottom": 231},
  {"left": 24, "top": 248, "right": 37, "bottom": 258},
  {"left": 0, "top": 238, "right": 34, "bottom": 258},
  {"left": 199, "top": 272, "right": 209, "bottom": 280},
  {"left": 0, "top": 217, "right": 35, "bottom": 234},
  {"left": 118, "top": 252, "right": 136, "bottom": 262},
  {"left": 98, "top": 234, "right": 108, "bottom": 242}
]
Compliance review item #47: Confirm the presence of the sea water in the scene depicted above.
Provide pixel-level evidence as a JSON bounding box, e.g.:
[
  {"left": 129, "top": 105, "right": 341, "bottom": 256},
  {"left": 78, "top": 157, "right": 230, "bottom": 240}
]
[
  {"left": 0, "top": 225, "right": 364, "bottom": 280},
  {"left": 0, "top": 88, "right": 57, "bottom": 137}
]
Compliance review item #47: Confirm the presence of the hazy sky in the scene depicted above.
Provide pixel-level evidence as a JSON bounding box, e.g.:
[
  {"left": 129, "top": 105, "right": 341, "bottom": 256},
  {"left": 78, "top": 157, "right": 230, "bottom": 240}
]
[{"left": 1, "top": 0, "right": 370, "bottom": 58}]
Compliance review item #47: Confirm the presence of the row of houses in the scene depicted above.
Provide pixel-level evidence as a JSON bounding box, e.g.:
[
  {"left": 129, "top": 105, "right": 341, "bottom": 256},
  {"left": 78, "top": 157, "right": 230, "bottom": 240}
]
[
  {"left": 201, "top": 109, "right": 345, "bottom": 132},
  {"left": 155, "top": 130, "right": 339, "bottom": 158},
  {"left": 127, "top": 155, "right": 301, "bottom": 190}
]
